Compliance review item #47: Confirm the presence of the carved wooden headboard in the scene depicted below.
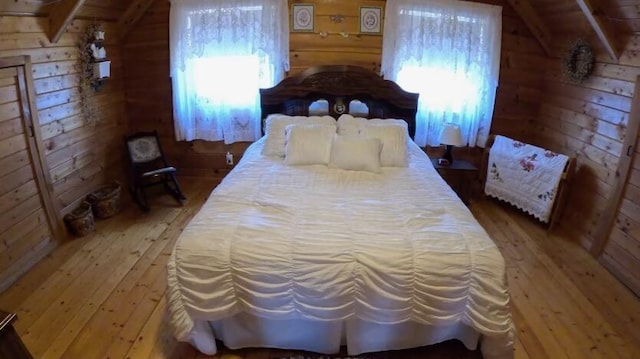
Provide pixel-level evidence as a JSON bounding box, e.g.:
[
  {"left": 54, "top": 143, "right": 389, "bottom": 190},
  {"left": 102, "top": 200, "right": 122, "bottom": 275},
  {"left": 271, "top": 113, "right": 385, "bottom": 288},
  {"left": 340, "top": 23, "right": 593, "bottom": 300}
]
[{"left": 259, "top": 65, "right": 420, "bottom": 138}]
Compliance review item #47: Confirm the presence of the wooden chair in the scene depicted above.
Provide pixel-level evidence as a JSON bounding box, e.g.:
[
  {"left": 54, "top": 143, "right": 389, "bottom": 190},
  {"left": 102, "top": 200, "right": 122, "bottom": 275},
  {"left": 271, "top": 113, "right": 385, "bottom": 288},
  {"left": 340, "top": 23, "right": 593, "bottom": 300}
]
[{"left": 124, "top": 131, "right": 186, "bottom": 211}]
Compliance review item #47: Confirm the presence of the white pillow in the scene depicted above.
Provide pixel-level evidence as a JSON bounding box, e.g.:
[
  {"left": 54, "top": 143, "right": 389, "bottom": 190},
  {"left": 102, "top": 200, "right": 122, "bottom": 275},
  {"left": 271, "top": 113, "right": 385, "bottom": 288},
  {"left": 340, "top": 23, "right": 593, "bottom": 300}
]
[
  {"left": 336, "top": 114, "right": 364, "bottom": 136},
  {"left": 284, "top": 124, "right": 336, "bottom": 166},
  {"left": 262, "top": 114, "right": 336, "bottom": 157},
  {"left": 329, "top": 135, "right": 382, "bottom": 173},
  {"left": 361, "top": 123, "right": 408, "bottom": 167},
  {"left": 337, "top": 114, "right": 409, "bottom": 137}
]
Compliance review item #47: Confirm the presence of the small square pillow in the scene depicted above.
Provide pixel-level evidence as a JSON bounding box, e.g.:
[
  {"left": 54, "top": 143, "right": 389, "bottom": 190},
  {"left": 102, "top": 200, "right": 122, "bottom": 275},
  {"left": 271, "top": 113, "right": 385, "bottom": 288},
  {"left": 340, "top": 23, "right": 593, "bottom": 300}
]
[
  {"left": 336, "top": 114, "right": 364, "bottom": 136},
  {"left": 328, "top": 135, "right": 382, "bottom": 173},
  {"left": 262, "top": 114, "right": 336, "bottom": 157},
  {"left": 284, "top": 124, "right": 336, "bottom": 166},
  {"left": 360, "top": 123, "right": 408, "bottom": 167}
]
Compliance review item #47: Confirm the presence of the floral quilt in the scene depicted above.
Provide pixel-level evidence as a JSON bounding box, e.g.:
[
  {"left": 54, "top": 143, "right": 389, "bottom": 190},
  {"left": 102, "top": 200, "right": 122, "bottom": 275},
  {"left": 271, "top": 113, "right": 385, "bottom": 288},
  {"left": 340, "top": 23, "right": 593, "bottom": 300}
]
[{"left": 485, "top": 135, "right": 569, "bottom": 223}]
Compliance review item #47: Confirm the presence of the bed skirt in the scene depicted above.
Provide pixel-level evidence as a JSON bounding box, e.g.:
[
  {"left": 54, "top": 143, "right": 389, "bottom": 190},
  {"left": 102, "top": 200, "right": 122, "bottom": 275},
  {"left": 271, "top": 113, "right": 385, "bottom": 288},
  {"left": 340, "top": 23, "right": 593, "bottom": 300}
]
[{"left": 184, "top": 313, "right": 485, "bottom": 356}]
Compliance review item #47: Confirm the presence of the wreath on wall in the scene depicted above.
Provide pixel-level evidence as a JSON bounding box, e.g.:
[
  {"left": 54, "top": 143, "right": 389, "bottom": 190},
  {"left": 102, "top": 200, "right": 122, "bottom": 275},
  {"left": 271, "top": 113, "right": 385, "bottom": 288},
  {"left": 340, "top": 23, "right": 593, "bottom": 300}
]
[{"left": 562, "top": 38, "right": 594, "bottom": 84}]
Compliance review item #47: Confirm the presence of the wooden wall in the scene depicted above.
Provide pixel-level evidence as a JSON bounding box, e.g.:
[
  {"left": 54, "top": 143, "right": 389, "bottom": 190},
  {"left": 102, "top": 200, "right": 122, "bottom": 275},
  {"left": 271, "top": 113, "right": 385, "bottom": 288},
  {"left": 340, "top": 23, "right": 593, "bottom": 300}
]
[
  {"left": 123, "top": 0, "right": 545, "bottom": 173},
  {"left": 531, "top": 37, "right": 640, "bottom": 296},
  {"left": 288, "top": 0, "right": 385, "bottom": 75},
  {"left": 0, "top": 16, "right": 129, "bottom": 290}
]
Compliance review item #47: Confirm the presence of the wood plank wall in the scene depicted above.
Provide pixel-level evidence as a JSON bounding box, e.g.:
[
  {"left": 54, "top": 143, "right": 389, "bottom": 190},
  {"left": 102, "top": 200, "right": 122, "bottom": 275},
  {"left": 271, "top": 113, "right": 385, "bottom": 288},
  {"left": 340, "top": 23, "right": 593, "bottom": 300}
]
[
  {"left": 288, "top": 0, "right": 385, "bottom": 75},
  {"left": 0, "top": 16, "right": 129, "bottom": 289},
  {"left": 123, "top": 0, "right": 546, "bottom": 173},
  {"left": 0, "top": 63, "right": 56, "bottom": 292},
  {"left": 531, "top": 36, "right": 640, "bottom": 295}
]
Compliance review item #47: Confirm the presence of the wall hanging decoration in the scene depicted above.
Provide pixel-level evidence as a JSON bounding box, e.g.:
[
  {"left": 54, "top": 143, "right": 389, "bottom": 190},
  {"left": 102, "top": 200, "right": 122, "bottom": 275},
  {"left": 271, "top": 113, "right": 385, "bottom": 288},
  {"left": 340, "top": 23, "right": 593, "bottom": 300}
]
[
  {"left": 81, "top": 22, "right": 111, "bottom": 90},
  {"left": 292, "top": 4, "right": 314, "bottom": 32},
  {"left": 360, "top": 6, "right": 382, "bottom": 34},
  {"left": 79, "top": 22, "right": 110, "bottom": 124},
  {"left": 562, "top": 38, "right": 594, "bottom": 84}
]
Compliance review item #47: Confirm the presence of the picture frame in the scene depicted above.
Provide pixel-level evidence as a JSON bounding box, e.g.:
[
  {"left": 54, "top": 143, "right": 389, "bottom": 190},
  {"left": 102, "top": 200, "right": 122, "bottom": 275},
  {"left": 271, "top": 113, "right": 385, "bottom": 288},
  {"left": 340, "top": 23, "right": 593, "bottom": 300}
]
[
  {"left": 292, "top": 4, "right": 314, "bottom": 32},
  {"left": 360, "top": 6, "right": 382, "bottom": 34}
]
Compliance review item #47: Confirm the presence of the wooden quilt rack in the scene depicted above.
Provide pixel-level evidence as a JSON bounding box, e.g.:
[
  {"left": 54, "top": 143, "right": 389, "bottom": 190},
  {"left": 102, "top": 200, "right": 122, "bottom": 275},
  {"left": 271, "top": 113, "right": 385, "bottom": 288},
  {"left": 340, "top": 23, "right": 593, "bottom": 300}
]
[{"left": 479, "top": 134, "right": 576, "bottom": 230}]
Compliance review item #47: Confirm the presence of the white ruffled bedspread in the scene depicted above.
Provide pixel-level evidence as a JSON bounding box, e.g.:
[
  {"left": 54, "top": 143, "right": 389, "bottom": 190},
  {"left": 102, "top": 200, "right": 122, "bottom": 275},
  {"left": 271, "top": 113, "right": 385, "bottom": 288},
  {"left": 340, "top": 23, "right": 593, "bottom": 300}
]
[
  {"left": 167, "top": 138, "right": 514, "bottom": 358},
  {"left": 485, "top": 135, "right": 569, "bottom": 223}
]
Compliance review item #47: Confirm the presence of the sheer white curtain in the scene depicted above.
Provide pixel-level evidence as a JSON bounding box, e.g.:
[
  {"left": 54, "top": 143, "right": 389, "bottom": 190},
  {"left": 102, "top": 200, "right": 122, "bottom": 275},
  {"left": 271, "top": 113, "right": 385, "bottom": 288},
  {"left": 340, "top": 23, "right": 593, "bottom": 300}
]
[
  {"left": 169, "top": 0, "right": 289, "bottom": 143},
  {"left": 382, "top": 0, "right": 502, "bottom": 147}
]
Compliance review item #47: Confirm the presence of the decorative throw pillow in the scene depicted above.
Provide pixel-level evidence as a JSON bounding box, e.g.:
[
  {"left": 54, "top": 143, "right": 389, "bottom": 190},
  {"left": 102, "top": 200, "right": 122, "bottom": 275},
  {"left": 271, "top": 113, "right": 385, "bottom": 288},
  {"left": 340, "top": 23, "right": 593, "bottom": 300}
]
[
  {"left": 328, "top": 135, "right": 382, "bottom": 173},
  {"left": 262, "top": 114, "right": 336, "bottom": 157},
  {"left": 360, "top": 123, "right": 408, "bottom": 167},
  {"left": 284, "top": 124, "right": 336, "bottom": 166}
]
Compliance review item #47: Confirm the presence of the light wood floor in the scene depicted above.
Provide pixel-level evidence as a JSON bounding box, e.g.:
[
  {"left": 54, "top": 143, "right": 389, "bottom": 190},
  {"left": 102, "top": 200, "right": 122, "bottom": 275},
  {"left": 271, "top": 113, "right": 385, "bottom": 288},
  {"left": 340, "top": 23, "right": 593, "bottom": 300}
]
[{"left": 1, "top": 176, "right": 639, "bottom": 359}]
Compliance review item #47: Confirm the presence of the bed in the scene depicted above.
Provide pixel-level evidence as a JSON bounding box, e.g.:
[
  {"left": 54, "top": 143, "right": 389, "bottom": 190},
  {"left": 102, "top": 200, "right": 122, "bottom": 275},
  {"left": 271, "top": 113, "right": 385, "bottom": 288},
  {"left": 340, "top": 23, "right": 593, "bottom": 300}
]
[{"left": 166, "top": 65, "right": 514, "bottom": 359}]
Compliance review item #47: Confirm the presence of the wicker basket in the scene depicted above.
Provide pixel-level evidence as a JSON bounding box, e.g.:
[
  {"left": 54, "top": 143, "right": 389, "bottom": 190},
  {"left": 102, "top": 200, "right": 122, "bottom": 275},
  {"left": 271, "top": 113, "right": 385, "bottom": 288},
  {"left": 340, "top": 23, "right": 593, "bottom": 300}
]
[
  {"left": 87, "top": 182, "right": 121, "bottom": 219},
  {"left": 64, "top": 200, "right": 95, "bottom": 237}
]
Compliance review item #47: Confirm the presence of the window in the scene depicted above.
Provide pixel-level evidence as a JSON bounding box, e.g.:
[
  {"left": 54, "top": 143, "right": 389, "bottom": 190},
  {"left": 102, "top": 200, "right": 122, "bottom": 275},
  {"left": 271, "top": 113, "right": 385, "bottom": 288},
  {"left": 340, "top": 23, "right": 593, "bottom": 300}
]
[
  {"left": 382, "top": 0, "right": 502, "bottom": 147},
  {"left": 169, "top": 0, "right": 289, "bottom": 143}
]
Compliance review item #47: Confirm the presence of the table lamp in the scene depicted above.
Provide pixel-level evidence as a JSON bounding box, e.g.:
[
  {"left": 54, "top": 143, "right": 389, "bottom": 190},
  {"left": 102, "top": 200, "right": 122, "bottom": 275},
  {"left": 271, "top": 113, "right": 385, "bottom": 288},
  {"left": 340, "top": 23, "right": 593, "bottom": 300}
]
[{"left": 439, "top": 123, "right": 463, "bottom": 165}]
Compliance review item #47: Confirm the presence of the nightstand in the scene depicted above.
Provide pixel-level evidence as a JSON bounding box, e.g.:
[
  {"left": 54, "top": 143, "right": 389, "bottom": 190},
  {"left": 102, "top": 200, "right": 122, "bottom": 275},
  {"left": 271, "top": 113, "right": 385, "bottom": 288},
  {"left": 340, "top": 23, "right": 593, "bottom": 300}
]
[{"left": 430, "top": 158, "right": 478, "bottom": 205}]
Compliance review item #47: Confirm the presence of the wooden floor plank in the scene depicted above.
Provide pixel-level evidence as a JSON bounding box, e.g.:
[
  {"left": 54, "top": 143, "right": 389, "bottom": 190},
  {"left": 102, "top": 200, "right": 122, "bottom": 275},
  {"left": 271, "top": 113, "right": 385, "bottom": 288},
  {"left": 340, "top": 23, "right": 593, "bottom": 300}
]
[
  {"left": 0, "top": 178, "right": 639, "bottom": 359},
  {"left": 36, "top": 207, "right": 183, "bottom": 358},
  {"left": 497, "top": 202, "right": 640, "bottom": 356},
  {"left": 476, "top": 200, "right": 629, "bottom": 359}
]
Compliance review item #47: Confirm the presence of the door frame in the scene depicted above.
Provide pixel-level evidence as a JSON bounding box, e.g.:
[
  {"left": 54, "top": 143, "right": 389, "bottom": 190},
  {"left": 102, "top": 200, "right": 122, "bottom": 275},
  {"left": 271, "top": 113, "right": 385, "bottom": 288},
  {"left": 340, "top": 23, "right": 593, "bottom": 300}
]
[{"left": 0, "top": 55, "right": 65, "bottom": 242}]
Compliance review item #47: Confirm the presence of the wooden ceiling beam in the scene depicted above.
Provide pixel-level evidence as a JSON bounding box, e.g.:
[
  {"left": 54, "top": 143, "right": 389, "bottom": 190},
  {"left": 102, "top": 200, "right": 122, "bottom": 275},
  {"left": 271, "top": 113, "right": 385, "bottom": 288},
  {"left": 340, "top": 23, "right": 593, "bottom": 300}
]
[
  {"left": 575, "top": 0, "right": 618, "bottom": 62},
  {"left": 118, "top": 0, "right": 156, "bottom": 40},
  {"left": 505, "top": 0, "right": 553, "bottom": 56},
  {"left": 48, "top": 0, "right": 87, "bottom": 43}
]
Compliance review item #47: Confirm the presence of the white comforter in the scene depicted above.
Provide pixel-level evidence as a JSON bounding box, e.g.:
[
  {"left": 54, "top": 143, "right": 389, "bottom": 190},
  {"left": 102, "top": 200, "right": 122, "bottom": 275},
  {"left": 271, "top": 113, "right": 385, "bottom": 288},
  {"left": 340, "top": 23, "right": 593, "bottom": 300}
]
[{"left": 167, "top": 138, "right": 514, "bottom": 358}]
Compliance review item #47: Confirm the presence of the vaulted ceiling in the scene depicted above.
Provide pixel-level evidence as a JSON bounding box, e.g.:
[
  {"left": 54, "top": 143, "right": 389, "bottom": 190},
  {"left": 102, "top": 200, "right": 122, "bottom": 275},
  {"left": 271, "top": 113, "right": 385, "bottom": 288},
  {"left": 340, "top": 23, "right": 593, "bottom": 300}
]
[
  {"left": 0, "top": 0, "right": 152, "bottom": 41},
  {"left": 508, "top": 0, "right": 637, "bottom": 61},
  {"left": 1, "top": 0, "right": 638, "bottom": 60}
]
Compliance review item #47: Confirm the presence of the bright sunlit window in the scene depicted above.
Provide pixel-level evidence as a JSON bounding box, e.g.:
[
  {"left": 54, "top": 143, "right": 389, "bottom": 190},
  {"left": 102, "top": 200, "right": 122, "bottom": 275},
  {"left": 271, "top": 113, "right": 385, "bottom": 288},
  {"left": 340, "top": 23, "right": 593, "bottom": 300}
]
[
  {"left": 382, "top": 0, "right": 502, "bottom": 147},
  {"left": 191, "top": 56, "right": 269, "bottom": 108},
  {"left": 397, "top": 65, "right": 479, "bottom": 114},
  {"left": 169, "top": 0, "right": 289, "bottom": 143}
]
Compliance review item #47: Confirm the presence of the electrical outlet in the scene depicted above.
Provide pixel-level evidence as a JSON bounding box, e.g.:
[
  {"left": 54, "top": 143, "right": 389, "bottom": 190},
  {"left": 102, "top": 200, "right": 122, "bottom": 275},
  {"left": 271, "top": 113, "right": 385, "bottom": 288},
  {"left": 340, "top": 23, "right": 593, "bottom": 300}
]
[{"left": 226, "top": 151, "right": 234, "bottom": 165}]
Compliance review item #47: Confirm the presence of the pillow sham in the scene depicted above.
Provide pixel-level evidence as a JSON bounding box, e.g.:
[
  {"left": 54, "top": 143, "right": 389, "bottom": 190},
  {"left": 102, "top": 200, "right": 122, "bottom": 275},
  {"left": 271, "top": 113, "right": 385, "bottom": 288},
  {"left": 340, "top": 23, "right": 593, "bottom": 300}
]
[
  {"left": 328, "top": 135, "right": 382, "bottom": 173},
  {"left": 360, "top": 123, "right": 408, "bottom": 167},
  {"left": 262, "top": 114, "right": 336, "bottom": 157},
  {"left": 337, "top": 114, "right": 409, "bottom": 137},
  {"left": 336, "top": 114, "right": 364, "bottom": 136},
  {"left": 284, "top": 124, "right": 336, "bottom": 166}
]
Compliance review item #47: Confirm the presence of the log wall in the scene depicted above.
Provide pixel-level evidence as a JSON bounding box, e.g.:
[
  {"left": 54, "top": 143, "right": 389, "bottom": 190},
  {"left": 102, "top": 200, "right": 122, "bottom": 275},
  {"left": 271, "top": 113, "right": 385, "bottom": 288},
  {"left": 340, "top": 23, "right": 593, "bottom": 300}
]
[
  {"left": 123, "top": 0, "right": 546, "bottom": 173},
  {"left": 1, "top": 0, "right": 637, "bottom": 302},
  {"left": 0, "top": 16, "right": 129, "bottom": 290},
  {"left": 531, "top": 36, "right": 640, "bottom": 295}
]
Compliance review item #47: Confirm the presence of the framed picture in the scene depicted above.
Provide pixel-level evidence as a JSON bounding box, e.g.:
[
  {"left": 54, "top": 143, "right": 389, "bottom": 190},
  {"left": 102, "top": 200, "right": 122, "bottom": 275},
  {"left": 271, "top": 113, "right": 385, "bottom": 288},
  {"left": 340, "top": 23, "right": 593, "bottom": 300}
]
[
  {"left": 292, "top": 4, "right": 314, "bottom": 32},
  {"left": 360, "top": 6, "right": 382, "bottom": 34}
]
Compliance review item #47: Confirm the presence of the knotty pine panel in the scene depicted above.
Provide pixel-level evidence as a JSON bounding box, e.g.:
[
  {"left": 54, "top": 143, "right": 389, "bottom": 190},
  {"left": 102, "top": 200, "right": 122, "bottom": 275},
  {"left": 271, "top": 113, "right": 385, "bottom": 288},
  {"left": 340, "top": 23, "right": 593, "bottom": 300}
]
[
  {"left": 0, "top": 14, "right": 130, "bottom": 290},
  {"left": 531, "top": 32, "right": 640, "bottom": 295},
  {"left": 0, "top": 64, "right": 57, "bottom": 291}
]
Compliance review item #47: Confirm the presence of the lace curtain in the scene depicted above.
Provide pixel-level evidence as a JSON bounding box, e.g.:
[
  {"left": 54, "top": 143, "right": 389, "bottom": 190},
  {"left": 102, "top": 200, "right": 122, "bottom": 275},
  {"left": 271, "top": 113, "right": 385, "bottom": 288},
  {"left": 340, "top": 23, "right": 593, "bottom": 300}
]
[
  {"left": 382, "top": 0, "right": 502, "bottom": 147},
  {"left": 169, "top": 0, "right": 289, "bottom": 143}
]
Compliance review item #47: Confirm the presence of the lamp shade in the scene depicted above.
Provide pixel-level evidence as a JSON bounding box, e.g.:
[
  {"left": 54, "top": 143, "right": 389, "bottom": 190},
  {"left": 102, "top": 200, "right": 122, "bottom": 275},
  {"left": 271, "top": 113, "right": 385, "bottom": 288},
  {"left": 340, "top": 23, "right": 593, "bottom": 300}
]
[{"left": 439, "top": 123, "right": 463, "bottom": 146}]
